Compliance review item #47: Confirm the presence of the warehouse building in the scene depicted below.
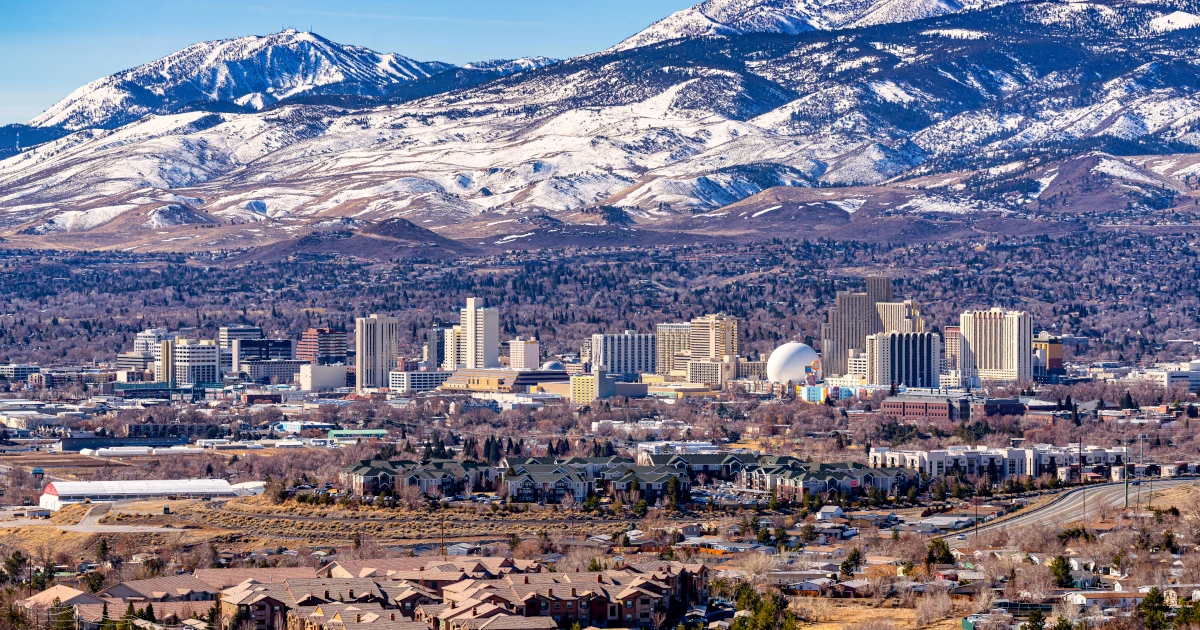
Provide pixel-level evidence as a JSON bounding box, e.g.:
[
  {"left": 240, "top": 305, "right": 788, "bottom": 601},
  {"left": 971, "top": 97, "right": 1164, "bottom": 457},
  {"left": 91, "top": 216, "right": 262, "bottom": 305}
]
[{"left": 39, "top": 479, "right": 239, "bottom": 510}]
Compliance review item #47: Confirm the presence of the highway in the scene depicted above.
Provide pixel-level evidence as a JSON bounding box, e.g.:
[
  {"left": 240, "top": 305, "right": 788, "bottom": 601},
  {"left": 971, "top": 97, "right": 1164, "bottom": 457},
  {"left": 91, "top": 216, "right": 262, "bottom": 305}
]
[{"left": 948, "top": 478, "right": 1198, "bottom": 548}]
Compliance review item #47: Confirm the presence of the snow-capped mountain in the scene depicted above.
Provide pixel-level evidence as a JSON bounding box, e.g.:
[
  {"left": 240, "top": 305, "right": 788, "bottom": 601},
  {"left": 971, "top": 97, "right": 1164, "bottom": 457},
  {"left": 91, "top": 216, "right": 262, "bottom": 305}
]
[
  {"left": 23, "top": 30, "right": 556, "bottom": 132},
  {"left": 612, "top": 0, "right": 1004, "bottom": 50},
  {"left": 2, "top": 0, "right": 1200, "bottom": 253}
]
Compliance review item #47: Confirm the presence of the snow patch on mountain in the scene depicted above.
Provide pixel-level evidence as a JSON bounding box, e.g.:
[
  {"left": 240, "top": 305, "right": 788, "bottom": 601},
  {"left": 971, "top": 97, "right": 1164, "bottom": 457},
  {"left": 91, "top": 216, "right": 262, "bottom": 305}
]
[
  {"left": 22, "top": 205, "right": 136, "bottom": 234},
  {"left": 614, "top": 0, "right": 1009, "bottom": 51},
  {"left": 1150, "top": 10, "right": 1200, "bottom": 31},
  {"left": 26, "top": 30, "right": 451, "bottom": 131}
]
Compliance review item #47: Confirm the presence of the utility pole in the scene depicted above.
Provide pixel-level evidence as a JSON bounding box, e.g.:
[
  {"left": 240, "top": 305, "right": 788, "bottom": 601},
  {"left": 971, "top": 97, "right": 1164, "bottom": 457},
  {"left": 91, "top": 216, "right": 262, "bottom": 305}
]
[{"left": 1079, "top": 439, "right": 1086, "bottom": 525}]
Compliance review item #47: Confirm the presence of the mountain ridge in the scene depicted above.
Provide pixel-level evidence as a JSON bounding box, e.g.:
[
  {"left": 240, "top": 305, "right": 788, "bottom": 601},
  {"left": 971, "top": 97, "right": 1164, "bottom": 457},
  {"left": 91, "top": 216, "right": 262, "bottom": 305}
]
[{"left": 2, "top": 0, "right": 1200, "bottom": 255}]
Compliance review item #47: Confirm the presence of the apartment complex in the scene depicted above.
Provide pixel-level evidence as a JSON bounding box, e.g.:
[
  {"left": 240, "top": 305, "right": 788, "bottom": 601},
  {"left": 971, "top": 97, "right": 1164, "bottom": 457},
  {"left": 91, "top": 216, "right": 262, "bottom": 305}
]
[
  {"left": 355, "top": 314, "right": 400, "bottom": 392},
  {"left": 869, "top": 443, "right": 1129, "bottom": 480}
]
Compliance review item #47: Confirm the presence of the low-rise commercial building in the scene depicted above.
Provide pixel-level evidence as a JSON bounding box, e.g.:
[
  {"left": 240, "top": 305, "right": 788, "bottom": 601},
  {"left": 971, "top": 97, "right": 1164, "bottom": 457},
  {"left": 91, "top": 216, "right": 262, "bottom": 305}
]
[{"left": 389, "top": 370, "right": 452, "bottom": 394}]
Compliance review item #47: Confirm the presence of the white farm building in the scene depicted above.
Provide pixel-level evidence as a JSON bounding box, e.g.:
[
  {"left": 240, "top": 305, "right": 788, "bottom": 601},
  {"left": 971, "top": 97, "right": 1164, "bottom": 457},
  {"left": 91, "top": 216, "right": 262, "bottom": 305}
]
[{"left": 39, "top": 479, "right": 239, "bottom": 510}]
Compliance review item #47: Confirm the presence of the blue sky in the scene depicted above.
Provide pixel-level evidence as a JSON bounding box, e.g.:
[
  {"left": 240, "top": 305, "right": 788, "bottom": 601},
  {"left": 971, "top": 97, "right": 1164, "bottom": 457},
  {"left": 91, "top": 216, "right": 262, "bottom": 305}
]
[{"left": 0, "top": 0, "right": 696, "bottom": 125}]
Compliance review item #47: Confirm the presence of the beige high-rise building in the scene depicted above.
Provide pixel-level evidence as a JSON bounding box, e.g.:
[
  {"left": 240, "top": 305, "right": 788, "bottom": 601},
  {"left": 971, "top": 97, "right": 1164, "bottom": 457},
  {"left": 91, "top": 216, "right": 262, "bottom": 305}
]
[
  {"left": 508, "top": 337, "right": 540, "bottom": 370},
  {"left": 943, "top": 326, "right": 961, "bottom": 375},
  {"left": 821, "top": 291, "right": 873, "bottom": 377},
  {"left": 960, "top": 309, "right": 1032, "bottom": 386},
  {"left": 690, "top": 313, "right": 739, "bottom": 360},
  {"left": 156, "top": 340, "right": 176, "bottom": 384},
  {"left": 656, "top": 322, "right": 691, "bottom": 376},
  {"left": 864, "top": 331, "right": 942, "bottom": 388},
  {"left": 865, "top": 276, "right": 894, "bottom": 334},
  {"left": 442, "top": 326, "right": 462, "bottom": 371},
  {"left": 877, "top": 300, "right": 925, "bottom": 334},
  {"left": 356, "top": 314, "right": 399, "bottom": 392},
  {"left": 461, "top": 297, "right": 499, "bottom": 369}
]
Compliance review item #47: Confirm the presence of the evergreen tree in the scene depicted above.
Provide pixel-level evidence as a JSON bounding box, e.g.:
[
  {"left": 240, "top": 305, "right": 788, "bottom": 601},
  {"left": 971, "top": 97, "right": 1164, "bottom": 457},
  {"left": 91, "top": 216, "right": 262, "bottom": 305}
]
[
  {"left": 1049, "top": 556, "right": 1073, "bottom": 588},
  {"left": 1023, "top": 610, "right": 1045, "bottom": 630}
]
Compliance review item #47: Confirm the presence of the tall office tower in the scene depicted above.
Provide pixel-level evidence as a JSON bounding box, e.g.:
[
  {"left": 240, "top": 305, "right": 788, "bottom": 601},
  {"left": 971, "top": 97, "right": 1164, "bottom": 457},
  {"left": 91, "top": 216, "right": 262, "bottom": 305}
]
[
  {"left": 865, "top": 276, "right": 894, "bottom": 333},
  {"left": 864, "top": 331, "right": 942, "bottom": 388},
  {"left": 423, "top": 320, "right": 448, "bottom": 369},
  {"left": 821, "top": 291, "right": 872, "bottom": 377},
  {"left": 509, "top": 337, "right": 540, "bottom": 370},
  {"left": 173, "top": 339, "right": 221, "bottom": 384},
  {"left": 590, "top": 330, "right": 656, "bottom": 379},
  {"left": 297, "top": 328, "right": 348, "bottom": 365},
  {"left": 219, "top": 325, "right": 264, "bottom": 370},
  {"left": 135, "top": 328, "right": 172, "bottom": 354},
  {"left": 156, "top": 340, "right": 176, "bottom": 383},
  {"left": 356, "top": 314, "right": 400, "bottom": 392},
  {"left": 231, "top": 339, "right": 295, "bottom": 372},
  {"left": 690, "top": 313, "right": 739, "bottom": 359},
  {"left": 461, "top": 297, "right": 499, "bottom": 369},
  {"left": 943, "top": 326, "right": 961, "bottom": 375},
  {"left": 877, "top": 300, "right": 926, "bottom": 334},
  {"left": 960, "top": 308, "right": 1032, "bottom": 385},
  {"left": 656, "top": 323, "right": 692, "bottom": 376},
  {"left": 218, "top": 325, "right": 264, "bottom": 350}
]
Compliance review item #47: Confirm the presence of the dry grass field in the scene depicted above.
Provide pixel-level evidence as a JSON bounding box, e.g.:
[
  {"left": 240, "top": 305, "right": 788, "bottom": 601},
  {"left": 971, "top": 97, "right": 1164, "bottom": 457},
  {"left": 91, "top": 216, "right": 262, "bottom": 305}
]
[
  {"left": 792, "top": 598, "right": 964, "bottom": 630},
  {"left": 96, "top": 496, "right": 634, "bottom": 547}
]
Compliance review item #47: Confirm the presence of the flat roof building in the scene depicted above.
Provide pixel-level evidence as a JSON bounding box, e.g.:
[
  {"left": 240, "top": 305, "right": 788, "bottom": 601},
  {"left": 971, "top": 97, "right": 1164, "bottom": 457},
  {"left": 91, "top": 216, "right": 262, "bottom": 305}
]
[{"left": 40, "top": 479, "right": 238, "bottom": 510}]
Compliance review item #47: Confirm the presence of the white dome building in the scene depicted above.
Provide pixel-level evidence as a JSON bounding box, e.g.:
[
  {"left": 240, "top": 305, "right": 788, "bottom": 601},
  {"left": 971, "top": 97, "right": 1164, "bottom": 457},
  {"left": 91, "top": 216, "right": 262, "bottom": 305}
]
[{"left": 766, "top": 342, "right": 821, "bottom": 384}]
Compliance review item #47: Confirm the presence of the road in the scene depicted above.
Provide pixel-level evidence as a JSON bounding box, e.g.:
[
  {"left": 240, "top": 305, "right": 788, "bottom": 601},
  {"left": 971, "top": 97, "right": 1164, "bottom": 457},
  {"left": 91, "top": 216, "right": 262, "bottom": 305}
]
[
  {"left": 948, "top": 478, "right": 1197, "bottom": 548},
  {"left": 0, "top": 503, "right": 174, "bottom": 533}
]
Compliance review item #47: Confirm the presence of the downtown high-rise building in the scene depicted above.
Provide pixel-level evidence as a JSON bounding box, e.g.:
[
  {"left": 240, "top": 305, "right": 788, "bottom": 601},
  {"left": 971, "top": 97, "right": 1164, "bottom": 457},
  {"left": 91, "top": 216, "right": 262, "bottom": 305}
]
[
  {"left": 508, "top": 337, "right": 540, "bottom": 370},
  {"left": 461, "top": 297, "right": 498, "bottom": 369},
  {"left": 822, "top": 276, "right": 932, "bottom": 378},
  {"left": 821, "top": 291, "right": 874, "bottom": 377},
  {"left": 355, "top": 314, "right": 399, "bottom": 392},
  {"left": 423, "top": 320, "right": 448, "bottom": 369},
  {"left": 156, "top": 338, "right": 220, "bottom": 385},
  {"left": 959, "top": 308, "right": 1032, "bottom": 386},
  {"left": 864, "top": 331, "right": 942, "bottom": 388},
  {"left": 297, "top": 327, "right": 347, "bottom": 365},
  {"left": 590, "top": 330, "right": 656, "bottom": 379},
  {"left": 943, "top": 325, "right": 961, "bottom": 375},
  {"left": 865, "top": 275, "right": 894, "bottom": 334},
  {"left": 877, "top": 300, "right": 925, "bottom": 334},
  {"left": 441, "top": 298, "right": 499, "bottom": 370},
  {"left": 690, "top": 313, "right": 739, "bottom": 360},
  {"left": 655, "top": 322, "right": 692, "bottom": 376}
]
